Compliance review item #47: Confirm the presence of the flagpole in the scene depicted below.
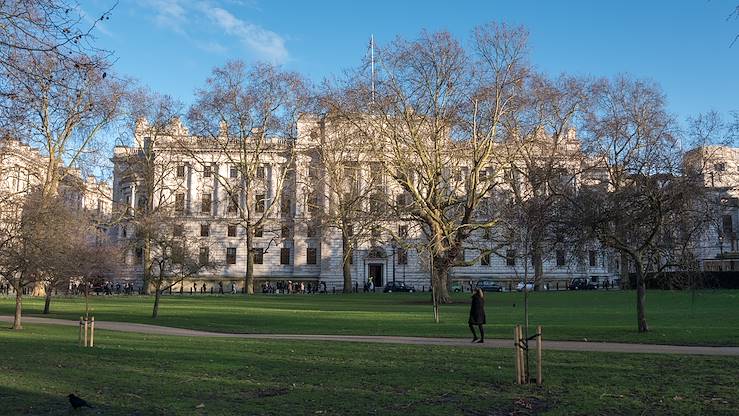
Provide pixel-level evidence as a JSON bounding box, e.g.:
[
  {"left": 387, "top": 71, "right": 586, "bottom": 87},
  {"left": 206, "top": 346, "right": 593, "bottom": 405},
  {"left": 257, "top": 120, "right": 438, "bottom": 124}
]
[{"left": 371, "top": 34, "right": 375, "bottom": 104}]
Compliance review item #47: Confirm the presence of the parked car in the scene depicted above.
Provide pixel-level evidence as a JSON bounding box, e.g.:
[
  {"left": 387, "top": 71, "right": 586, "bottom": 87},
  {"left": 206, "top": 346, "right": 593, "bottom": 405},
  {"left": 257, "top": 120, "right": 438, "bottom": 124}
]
[
  {"left": 476, "top": 280, "right": 504, "bottom": 292},
  {"left": 450, "top": 281, "right": 463, "bottom": 293},
  {"left": 568, "top": 277, "right": 597, "bottom": 290},
  {"left": 383, "top": 281, "right": 416, "bottom": 293},
  {"left": 515, "top": 282, "right": 534, "bottom": 292}
]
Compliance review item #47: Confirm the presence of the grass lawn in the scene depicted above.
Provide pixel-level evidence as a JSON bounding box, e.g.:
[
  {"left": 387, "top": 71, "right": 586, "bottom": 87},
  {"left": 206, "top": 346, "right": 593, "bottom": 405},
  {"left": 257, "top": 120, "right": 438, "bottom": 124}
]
[
  {"left": 1, "top": 290, "right": 738, "bottom": 346},
  {"left": 1, "top": 324, "right": 738, "bottom": 415}
]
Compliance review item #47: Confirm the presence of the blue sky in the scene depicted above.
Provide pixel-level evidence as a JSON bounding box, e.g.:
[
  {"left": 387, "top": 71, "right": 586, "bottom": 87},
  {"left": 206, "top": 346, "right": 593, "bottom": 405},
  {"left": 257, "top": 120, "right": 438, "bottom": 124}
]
[{"left": 82, "top": 0, "right": 739, "bottom": 122}]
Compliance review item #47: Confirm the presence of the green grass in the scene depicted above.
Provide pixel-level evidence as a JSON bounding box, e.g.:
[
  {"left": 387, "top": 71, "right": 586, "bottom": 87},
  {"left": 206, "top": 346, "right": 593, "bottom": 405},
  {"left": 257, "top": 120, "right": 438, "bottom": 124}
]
[
  {"left": 1, "top": 324, "right": 738, "bottom": 415},
  {"left": 2, "top": 290, "right": 738, "bottom": 345}
]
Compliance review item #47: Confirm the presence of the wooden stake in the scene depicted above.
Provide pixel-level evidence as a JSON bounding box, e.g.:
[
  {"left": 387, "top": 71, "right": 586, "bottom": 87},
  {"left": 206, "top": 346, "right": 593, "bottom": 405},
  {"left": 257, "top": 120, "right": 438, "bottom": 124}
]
[
  {"left": 517, "top": 325, "right": 525, "bottom": 384},
  {"left": 536, "top": 325, "right": 542, "bottom": 385},
  {"left": 90, "top": 317, "right": 95, "bottom": 348},
  {"left": 519, "top": 325, "right": 526, "bottom": 384},
  {"left": 514, "top": 325, "right": 520, "bottom": 384},
  {"left": 78, "top": 316, "right": 83, "bottom": 347},
  {"left": 83, "top": 317, "right": 89, "bottom": 347}
]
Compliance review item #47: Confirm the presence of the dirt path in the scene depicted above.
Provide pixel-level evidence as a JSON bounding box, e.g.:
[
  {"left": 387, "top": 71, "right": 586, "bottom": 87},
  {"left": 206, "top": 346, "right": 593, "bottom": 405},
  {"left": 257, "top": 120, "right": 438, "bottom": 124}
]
[{"left": 2, "top": 315, "right": 738, "bottom": 356}]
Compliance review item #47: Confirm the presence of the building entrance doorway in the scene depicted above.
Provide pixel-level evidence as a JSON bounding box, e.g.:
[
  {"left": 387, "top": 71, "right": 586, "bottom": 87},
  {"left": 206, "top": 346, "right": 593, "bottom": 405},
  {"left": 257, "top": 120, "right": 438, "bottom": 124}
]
[{"left": 368, "top": 263, "right": 383, "bottom": 288}]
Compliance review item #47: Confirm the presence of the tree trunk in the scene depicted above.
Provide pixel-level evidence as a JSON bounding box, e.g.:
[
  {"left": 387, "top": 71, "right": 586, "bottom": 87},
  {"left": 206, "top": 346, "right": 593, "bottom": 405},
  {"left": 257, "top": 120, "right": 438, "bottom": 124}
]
[
  {"left": 142, "top": 238, "right": 152, "bottom": 295},
  {"left": 432, "top": 259, "right": 451, "bottom": 304},
  {"left": 342, "top": 231, "right": 352, "bottom": 293},
  {"left": 152, "top": 289, "right": 161, "bottom": 318},
  {"left": 13, "top": 286, "right": 22, "bottom": 330},
  {"left": 634, "top": 260, "right": 649, "bottom": 332},
  {"left": 531, "top": 242, "right": 544, "bottom": 291},
  {"left": 619, "top": 250, "right": 630, "bottom": 290},
  {"left": 244, "top": 230, "right": 254, "bottom": 295},
  {"left": 43, "top": 287, "right": 52, "bottom": 314}
]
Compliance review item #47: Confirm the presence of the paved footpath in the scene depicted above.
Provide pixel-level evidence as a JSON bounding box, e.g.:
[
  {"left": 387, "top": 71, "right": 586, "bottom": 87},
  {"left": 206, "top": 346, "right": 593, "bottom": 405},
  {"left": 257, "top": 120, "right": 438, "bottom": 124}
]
[{"left": 2, "top": 315, "right": 738, "bottom": 356}]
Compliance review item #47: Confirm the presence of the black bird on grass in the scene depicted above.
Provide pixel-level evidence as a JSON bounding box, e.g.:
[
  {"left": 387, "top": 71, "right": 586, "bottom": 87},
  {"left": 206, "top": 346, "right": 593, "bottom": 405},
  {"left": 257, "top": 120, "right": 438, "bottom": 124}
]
[{"left": 68, "top": 394, "right": 93, "bottom": 410}]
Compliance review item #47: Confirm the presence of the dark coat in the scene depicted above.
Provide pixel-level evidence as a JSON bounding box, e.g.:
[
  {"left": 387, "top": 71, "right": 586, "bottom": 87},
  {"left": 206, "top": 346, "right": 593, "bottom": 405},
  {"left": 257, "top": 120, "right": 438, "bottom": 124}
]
[{"left": 468, "top": 293, "right": 486, "bottom": 325}]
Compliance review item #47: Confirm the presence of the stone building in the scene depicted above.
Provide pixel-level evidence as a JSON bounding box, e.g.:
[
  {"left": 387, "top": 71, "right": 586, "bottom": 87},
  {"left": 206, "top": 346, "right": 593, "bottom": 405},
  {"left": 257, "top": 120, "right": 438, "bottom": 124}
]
[
  {"left": 112, "top": 116, "right": 614, "bottom": 292},
  {"left": 684, "top": 146, "right": 739, "bottom": 272}
]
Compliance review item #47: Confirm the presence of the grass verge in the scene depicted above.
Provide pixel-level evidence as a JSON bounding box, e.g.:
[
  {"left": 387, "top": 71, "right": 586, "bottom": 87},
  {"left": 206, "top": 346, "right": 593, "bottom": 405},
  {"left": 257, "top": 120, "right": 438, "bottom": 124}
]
[
  {"left": 1, "top": 290, "right": 738, "bottom": 345},
  {"left": 1, "top": 324, "right": 738, "bottom": 415}
]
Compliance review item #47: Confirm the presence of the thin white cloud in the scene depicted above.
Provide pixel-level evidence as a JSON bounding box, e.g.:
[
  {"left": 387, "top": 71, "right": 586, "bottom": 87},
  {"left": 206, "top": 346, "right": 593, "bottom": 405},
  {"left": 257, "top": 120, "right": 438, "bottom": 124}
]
[
  {"left": 145, "top": 0, "right": 189, "bottom": 33},
  {"left": 136, "top": 0, "right": 287, "bottom": 62},
  {"left": 194, "top": 40, "right": 229, "bottom": 54},
  {"left": 202, "top": 6, "right": 288, "bottom": 63}
]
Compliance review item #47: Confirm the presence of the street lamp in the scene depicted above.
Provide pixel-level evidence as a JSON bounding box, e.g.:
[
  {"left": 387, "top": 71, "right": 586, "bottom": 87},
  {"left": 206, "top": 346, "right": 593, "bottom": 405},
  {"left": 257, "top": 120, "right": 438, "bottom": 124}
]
[
  {"left": 391, "top": 240, "right": 397, "bottom": 284},
  {"left": 719, "top": 233, "right": 725, "bottom": 271}
]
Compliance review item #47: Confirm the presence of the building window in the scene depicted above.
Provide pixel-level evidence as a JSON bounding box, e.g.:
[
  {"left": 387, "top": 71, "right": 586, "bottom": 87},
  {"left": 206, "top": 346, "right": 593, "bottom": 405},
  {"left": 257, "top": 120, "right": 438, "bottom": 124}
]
[
  {"left": 199, "top": 247, "right": 209, "bottom": 266},
  {"left": 200, "top": 224, "right": 210, "bottom": 237},
  {"left": 256, "top": 194, "right": 265, "bottom": 213},
  {"left": 715, "top": 163, "right": 726, "bottom": 172},
  {"left": 228, "top": 194, "right": 238, "bottom": 213},
  {"left": 203, "top": 165, "right": 212, "bottom": 178},
  {"left": 307, "top": 224, "right": 317, "bottom": 238},
  {"left": 227, "top": 225, "right": 237, "bottom": 237},
  {"left": 226, "top": 247, "right": 237, "bottom": 264},
  {"left": 723, "top": 215, "right": 733, "bottom": 234},
  {"left": 280, "top": 247, "right": 291, "bottom": 265},
  {"left": 253, "top": 248, "right": 264, "bottom": 264},
  {"left": 347, "top": 224, "right": 354, "bottom": 237},
  {"left": 556, "top": 250, "right": 566, "bottom": 267},
  {"left": 307, "top": 193, "right": 319, "bottom": 217},
  {"left": 175, "top": 193, "right": 185, "bottom": 212},
  {"left": 173, "top": 224, "right": 184, "bottom": 237},
  {"left": 398, "top": 225, "right": 408, "bottom": 238},
  {"left": 135, "top": 247, "right": 143, "bottom": 259},
  {"left": 370, "top": 193, "right": 383, "bottom": 213},
  {"left": 307, "top": 247, "right": 318, "bottom": 265},
  {"left": 589, "top": 250, "right": 597, "bottom": 267},
  {"left": 397, "top": 248, "right": 408, "bottom": 265},
  {"left": 254, "top": 226, "right": 263, "bottom": 237},
  {"left": 506, "top": 250, "right": 516, "bottom": 267},
  {"left": 371, "top": 227, "right": 381, "bottom": 238},
  {"left": 281, "top": 198, "right": 291, "bottom": 216},
  {"left": 481, "top": 252, "right": 490, "bottom": 266},
  {"left": 201, "top": 193, "right": 212, "bottom": 214},
  {"left": 256, "top": 166, "right": 265, "bottom": 179},
  {"left": 171, "top": 243, "right": 184, "bottom": 263},
  {"left": 308, "top": 165, "right": 318, "bottom": 179},
  {"left": 176, "top": 165, "right": 185, "bottom": 177},
  {"left": 281, "top": 224, "right": 290, "bottom": 239},
  {"left": 230, "top": 166, "right": 238, "bottom": 178}
]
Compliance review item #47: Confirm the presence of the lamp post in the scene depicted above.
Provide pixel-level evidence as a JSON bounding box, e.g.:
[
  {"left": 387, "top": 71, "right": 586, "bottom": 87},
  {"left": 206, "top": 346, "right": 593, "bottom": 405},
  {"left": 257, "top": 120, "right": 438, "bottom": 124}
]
[
  {"left": 391, "top": 240, "right": 397, "bottom": 284},
  {"left": 719, "top": 233, "right": 725, "bottom": 271}
]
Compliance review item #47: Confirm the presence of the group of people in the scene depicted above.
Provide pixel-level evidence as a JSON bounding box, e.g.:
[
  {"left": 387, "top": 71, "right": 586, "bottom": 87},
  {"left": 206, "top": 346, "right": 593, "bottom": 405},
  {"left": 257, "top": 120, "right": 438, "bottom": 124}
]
[
  {"left": 261, "top": 280, "right": 327, "bottom": 294},
  {"left": 68, "top": 281, "right": 138, "bottom": 296},
  {"left": 189, "top": 281, "right": 237, "bottom": 294},
  {"left": 0, "top": 283, "right": 11, "bottom": 295}
]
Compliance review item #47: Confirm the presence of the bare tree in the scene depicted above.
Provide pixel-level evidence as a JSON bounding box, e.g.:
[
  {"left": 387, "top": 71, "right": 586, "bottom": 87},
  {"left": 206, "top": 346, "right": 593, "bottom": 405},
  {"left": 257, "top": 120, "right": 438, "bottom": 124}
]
[
  {"left": 574, "top": 75, "right": 704, "bottom": 332},
  {"left": 137, "top": 211, "right": 218, "bottom": 318},
  {"left": 186, "top": 61, "right": 311, "bottom": 295},
  {"left": 327, "top": 24, "right": 529, "bottom": 317},
  {"left": 116, "top": 90, "right": 185, "bottom": 294},
  {"left": 301, "top": 113, "right": 386, "bottom": 292},
  {"left": 0, "top": 0, "right": 115, "bottom": 132},
  {"left": 7, "top": 52, "right": 126, "bottom": 201},
  {"left": 498, "top": 74, "right": 587, "bottom": 290}
]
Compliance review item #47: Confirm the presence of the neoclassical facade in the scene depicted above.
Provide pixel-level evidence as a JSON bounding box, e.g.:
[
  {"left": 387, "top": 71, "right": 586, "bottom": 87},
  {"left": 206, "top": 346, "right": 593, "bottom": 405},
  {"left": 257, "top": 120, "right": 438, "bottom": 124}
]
[
  {"left": 111, "top": 116, "right": 615, "bottom": 292},
  {"left": 0, "top": 137, "right": 112, "bottom": 219}
]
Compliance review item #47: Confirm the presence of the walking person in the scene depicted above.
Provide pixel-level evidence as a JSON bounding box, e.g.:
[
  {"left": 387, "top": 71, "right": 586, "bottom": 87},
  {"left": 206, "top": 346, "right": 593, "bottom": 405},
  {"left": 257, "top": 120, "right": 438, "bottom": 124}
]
[{"left": 468, "top": 288, "right": 486, "bottom": 343}]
